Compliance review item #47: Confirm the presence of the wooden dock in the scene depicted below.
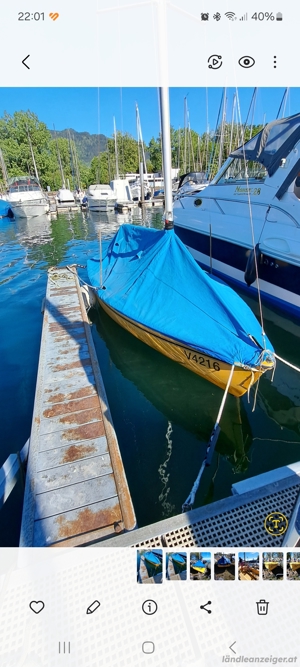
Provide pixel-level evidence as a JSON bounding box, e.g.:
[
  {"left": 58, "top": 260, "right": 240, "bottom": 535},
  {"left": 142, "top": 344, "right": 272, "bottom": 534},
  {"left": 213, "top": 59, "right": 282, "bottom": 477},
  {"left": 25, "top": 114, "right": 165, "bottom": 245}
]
[{"left": 20, "top": 265, "right": 136, "bottom": 547}]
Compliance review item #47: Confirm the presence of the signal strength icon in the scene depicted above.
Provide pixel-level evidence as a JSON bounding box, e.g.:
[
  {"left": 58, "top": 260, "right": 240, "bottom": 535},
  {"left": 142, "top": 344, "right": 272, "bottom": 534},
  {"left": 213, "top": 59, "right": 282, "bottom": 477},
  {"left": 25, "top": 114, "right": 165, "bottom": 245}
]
[
  {"left": 239, "top": 13, "right": 248, "bottom": 20},
  {"left": 225, "top": 11, "right": 236, "bottom": 20}
]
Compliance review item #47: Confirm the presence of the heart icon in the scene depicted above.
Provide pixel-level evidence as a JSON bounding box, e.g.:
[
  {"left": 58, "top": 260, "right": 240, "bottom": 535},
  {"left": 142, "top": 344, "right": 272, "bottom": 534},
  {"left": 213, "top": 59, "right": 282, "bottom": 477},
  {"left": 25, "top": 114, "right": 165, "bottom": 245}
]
[{"left": 29, "top": 601, "right": 45, "bottom": 614}]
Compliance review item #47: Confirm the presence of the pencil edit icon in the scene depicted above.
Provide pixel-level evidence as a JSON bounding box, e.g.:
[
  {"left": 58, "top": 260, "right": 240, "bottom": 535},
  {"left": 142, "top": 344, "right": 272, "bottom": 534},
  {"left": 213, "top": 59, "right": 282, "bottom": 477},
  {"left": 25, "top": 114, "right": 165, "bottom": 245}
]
[{"left": 86, "top": 600, "right": 101, "bottom": 614}]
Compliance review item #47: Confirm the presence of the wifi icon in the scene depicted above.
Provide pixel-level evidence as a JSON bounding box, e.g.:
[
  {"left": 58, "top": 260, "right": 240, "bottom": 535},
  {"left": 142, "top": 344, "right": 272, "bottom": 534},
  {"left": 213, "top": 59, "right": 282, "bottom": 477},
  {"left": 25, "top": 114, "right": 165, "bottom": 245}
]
[
  {"left": 225, "top": 11, "right": 236, "bottom": 20},
  {"left": 49, "top": 12, "right": 59, "bottom": 20}
]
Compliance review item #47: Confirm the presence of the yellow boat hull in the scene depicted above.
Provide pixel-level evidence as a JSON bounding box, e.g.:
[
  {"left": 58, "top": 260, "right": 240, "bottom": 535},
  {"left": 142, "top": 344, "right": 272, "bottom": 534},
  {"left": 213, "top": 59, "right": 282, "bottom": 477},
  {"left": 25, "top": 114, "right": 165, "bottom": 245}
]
[
  {"left": 289, "top": 562, "right": 300, "bottom": 571},
  {"left": 264, "top": 562, "right": 279, "bottom": 571},
  {"left": 191, "top": 565, "right": 207, "bottom": 573},
  {"left": 98, "top": 299, "right": 273, "bottom": 398}
]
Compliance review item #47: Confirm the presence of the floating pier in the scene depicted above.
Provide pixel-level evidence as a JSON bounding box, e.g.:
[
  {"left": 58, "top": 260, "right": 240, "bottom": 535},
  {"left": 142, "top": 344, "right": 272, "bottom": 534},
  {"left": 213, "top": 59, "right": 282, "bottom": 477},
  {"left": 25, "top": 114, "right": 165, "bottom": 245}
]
[{"left": 20, "top": 266, "right": 136, "bottom": 547}]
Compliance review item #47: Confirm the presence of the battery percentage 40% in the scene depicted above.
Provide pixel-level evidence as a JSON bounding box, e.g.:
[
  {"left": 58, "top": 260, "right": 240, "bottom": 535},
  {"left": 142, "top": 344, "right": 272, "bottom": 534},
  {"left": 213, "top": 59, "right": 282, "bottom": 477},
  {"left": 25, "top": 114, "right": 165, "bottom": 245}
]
[{"left": 251, "top": 12, "right": 275, "bottom": 20}]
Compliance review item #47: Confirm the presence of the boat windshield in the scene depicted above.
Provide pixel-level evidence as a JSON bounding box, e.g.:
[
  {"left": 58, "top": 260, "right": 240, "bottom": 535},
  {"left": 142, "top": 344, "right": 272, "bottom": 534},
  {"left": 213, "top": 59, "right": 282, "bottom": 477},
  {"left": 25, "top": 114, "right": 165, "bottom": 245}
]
[
  {"left": 8, "top": 177, "right": 41, "bottom": 193},
  {"left": 9, "top": 184, "right": 41, "bottom": 192},
  {"left": 216, "top": 158, "right": 267, "bottom": 185}
]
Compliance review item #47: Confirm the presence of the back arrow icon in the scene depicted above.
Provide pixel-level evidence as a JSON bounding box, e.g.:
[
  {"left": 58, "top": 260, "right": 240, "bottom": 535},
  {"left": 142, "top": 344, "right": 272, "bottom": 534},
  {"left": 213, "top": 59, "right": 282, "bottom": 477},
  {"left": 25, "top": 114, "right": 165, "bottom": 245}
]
[
  {"left": 229, "top": 642, "right": 237, "bottom": 654},
  {"left": 22, "top": 55, "right": 30, "bottom": 69}
]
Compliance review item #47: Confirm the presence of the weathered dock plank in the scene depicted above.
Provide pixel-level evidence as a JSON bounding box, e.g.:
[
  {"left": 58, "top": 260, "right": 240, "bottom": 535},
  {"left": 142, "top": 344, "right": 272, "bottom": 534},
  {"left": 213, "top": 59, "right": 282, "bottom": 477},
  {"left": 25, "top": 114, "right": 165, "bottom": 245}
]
[{"left": 20, "top": 265, "right": 136, "bottom": 546}]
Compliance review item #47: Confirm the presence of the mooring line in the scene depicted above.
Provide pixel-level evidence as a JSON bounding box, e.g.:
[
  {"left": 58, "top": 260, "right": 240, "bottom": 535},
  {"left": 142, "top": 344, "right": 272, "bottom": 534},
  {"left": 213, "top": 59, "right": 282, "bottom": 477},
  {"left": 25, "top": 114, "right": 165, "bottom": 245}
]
[{"left": 182, "top": 364, "right": 235, "bottom": 513}]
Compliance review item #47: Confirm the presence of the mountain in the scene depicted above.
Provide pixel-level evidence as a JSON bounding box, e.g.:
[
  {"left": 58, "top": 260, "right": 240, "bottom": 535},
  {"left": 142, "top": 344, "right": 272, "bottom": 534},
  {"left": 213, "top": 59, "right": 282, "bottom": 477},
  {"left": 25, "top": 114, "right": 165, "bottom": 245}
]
[{"left": 49, "top": 128, "right": 107, "bottom": 165}]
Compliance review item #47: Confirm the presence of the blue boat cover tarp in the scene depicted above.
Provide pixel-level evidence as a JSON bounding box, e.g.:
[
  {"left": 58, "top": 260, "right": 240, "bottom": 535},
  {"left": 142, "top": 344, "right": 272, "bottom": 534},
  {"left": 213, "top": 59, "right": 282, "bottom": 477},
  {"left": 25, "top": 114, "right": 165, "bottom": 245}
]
[
  {"left": 217, "top": 556, "right": 231, "bottom": 565},
  {"left": 87, "top": 224, "right": 274, "bottom": 368},
  {"left": 0, "top": 199, "right": 12, "bottom": 218},
  {"left": 192, "top": 560, "right": 206, "bottom": 569}
]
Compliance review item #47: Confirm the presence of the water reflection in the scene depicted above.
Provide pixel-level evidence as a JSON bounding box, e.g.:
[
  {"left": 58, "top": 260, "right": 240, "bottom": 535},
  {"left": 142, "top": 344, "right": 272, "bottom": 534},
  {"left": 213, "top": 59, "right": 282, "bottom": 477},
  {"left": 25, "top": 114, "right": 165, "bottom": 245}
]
[
  {"left": 90, "top": 304, "right": 252, "bottom": 520},
  {"left": 1, "top": 204, "right": 300, "bottom": 542}
]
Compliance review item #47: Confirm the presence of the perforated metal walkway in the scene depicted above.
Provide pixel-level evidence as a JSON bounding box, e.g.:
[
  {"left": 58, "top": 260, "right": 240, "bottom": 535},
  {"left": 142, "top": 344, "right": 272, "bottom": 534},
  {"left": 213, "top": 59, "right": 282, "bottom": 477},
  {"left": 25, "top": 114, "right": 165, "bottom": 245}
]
[{"left": 99, "top": 474, "right": 300, "bottom": 548}]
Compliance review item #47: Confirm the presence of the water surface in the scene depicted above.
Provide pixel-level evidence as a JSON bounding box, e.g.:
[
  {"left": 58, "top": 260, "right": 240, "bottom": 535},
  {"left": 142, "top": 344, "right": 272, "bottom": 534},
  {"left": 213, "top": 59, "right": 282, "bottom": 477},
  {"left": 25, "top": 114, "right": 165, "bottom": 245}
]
[{"left": 1, "top": 207, "right": 300, "bottom": 545}]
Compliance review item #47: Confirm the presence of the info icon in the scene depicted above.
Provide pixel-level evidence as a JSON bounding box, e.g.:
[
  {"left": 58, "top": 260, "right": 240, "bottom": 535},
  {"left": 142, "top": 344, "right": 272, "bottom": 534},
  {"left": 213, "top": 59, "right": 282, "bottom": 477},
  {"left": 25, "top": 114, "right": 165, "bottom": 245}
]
[{"left": 264, "top": 512, "right": 288, "bottom": 536}]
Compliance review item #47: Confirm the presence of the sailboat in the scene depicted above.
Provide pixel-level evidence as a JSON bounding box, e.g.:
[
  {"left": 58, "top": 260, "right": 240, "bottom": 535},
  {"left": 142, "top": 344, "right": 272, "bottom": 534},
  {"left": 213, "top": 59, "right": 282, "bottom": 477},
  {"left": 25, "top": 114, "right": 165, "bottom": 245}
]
[
  {"left": 144, "top": 551, "right": 162, "bottom": 568},
  {"left": 289, "top": 561, "right": 300, "bottom": 571},
  {"left": 87, "top": 88, "right": 275, "bottom": 398},
  {"left": 190, "top": 559, "right": 207, "bottom": 573},
  {"left": 216, "top": 555, "right": 231, "bottom": 568},
  {"left": 110, "top": 117, "right": 134, "bottom": 211},
  {"left": 264, "top": 561, "right": 279, "bottom": 571},
  {"left": 171, "top": 553, "right": 187, "bottom": 566}
]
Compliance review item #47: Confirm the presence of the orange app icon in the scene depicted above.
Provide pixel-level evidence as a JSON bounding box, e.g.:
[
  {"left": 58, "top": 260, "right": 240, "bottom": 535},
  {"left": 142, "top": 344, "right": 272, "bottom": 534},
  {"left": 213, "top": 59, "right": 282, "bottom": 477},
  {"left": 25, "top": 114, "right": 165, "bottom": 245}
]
[{"left": 49, "top": 12, "right": 59, "bottom": 20}]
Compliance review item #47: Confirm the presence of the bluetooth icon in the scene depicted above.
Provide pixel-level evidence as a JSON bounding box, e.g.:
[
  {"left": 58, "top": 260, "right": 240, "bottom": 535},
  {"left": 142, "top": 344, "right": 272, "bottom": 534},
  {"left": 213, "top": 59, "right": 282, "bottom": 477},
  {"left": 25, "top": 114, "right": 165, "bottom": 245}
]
[{"left": 213, "top": 12, "right": 221, "bottom": 21}]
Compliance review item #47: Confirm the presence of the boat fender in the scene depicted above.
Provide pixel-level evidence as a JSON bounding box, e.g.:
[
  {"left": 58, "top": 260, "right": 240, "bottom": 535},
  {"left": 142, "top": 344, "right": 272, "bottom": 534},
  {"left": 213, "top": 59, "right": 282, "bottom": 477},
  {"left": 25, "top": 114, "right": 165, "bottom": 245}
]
[{"left": 244, "top": 244, "right": 261, "bottom": 286}]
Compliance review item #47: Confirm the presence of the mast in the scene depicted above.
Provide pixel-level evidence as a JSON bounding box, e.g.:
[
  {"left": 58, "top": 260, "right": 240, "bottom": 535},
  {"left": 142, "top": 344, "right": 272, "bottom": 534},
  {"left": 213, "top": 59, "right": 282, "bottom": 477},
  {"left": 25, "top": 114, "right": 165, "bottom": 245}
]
[
  {"left": 135, "top": 104, "right": 147, "bottom": 175},
  {"left": 0, "top": 148, "right": 8, "bottom": 189},
  {"left": 67, "top": 130, "right": 76, "bottom": 189},
  {"left": 218, "top": 88, "right": 227, "bottom": 171},
  {"left": 26, "top": 125, "right": 40, "bottom": 183},
  {"left": 229, "top": 93, "right": 237, "bottom": 155},
  {"left": 53, "top": 125, "right": 66, "bottom": 188},
  {"left": 72, "top": 132, "right": 82, "bottom": 190},
  {"left": 113, "top": 116, "right": 119, "bottom": 179},
  {"left": 183, "top": 96, "right": 187, "bottom": 173},
  {"left": 159, "top": 87, "right": 173, "bottom": 231}
]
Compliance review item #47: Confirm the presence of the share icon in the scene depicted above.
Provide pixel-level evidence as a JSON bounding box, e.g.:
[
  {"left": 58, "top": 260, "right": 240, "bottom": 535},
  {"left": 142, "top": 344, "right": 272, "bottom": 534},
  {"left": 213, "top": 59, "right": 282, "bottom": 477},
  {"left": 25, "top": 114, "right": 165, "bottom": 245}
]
[{"left": 200, "top": 601, "right": 212, "bottom": 614}]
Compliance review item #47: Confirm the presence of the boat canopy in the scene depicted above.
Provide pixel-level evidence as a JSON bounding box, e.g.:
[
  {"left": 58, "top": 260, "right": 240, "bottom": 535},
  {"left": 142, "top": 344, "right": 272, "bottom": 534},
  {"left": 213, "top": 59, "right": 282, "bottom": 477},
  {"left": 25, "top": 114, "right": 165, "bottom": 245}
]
[
  {"left": 230, "top": 113, "right": 300, "bottom": 176},
  {"left": 88, "top": 224, "right": 273, "bottom": 369},
  {"left": 8, "top": 175, "right": 41, "bottom": 192},
  {"left": 177, "top": 172, "right": 207, "bottom": 189}
]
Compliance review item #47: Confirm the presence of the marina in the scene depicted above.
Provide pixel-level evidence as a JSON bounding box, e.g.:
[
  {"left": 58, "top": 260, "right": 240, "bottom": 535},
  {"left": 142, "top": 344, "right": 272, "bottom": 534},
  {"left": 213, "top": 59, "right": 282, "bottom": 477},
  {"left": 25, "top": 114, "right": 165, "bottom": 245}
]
[
  {"left": 2, "top": 87, "right": 300, "bottom": 549},
  {"left": 1, "top": 207, "right": 300, "bottom": 547}
]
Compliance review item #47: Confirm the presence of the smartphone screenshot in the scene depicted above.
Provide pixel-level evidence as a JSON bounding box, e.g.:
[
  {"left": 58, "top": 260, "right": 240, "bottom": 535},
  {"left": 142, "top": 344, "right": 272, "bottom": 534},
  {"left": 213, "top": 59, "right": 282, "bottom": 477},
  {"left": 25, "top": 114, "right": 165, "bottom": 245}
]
[{"left": 0, "top": 1, "right": 299, "bottom": 665}]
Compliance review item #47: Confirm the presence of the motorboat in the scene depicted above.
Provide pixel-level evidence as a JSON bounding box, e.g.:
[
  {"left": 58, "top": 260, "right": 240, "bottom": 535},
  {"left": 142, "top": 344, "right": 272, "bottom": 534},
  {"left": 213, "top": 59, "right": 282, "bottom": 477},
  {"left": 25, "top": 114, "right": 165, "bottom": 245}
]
[
  {"left": 87, "top": 184, "right": 117, "bottom": 211},
  {"left": 6, "top": 176, "right": 49, "bottom": 218},
  {"left": 87, "top": 224, "right": 275, "bottom": 398},
  {"left": 174, "top": 171, "right": 208, "bottom": 200},
  {"left": 57, "top": 188, "right": 75, "bottom": 205},
  {"left": 173, "top": 114, "right": 300, "bottom": 317},
  {"left": 110, "top": 178, "right": 134, "bottom": 210},
  {"left": 130, "top": 179, "right": 151, "bottom": 201}
]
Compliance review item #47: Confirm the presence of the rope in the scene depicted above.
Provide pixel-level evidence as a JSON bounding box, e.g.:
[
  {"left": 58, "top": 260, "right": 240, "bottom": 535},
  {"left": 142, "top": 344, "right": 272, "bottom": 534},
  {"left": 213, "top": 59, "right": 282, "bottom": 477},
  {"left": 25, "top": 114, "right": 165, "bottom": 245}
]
[
  {"left": 65, "top": 265, "right": 101, "bottom": 291},
  {"left": 182, "top": 364, "right": 235, "bottom": 513},
  {"left": 274, "top": 353, "right": 300, "bottom": 373}
]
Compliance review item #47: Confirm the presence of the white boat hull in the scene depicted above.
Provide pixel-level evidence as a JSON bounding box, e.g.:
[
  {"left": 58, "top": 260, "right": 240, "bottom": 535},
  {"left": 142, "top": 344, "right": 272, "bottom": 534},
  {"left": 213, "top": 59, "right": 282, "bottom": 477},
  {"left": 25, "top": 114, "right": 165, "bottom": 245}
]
[
  {"left": 10, "top": 200, "right": 50, "bottom": 218},
  {"left": 87, "top": 197, "right": 116, "bottom": 211}
]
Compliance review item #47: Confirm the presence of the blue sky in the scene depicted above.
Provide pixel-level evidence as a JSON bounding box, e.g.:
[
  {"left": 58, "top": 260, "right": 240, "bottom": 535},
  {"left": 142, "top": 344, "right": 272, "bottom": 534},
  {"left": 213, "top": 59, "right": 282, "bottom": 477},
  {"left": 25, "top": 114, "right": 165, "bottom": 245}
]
[
  {"left": 0, "top": 88, "right": 299, "bottom": 142},
  {"left": 238, "top": 552, "right": 259, "bottom": 560}
]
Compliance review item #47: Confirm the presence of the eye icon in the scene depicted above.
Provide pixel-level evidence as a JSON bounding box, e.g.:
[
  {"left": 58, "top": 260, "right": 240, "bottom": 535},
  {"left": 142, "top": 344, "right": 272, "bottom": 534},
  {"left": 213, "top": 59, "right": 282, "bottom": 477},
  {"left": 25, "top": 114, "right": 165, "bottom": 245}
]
[{"left": 238, "top": 55, "right": 255, "bottom": 68}]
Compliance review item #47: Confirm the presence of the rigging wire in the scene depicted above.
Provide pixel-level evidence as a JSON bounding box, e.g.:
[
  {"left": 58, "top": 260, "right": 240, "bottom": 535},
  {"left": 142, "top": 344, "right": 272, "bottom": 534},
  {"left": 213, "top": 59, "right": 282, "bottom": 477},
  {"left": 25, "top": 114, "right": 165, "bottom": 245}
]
[{"left": 235, "top": 88, "right": 266, "bottom": 342}]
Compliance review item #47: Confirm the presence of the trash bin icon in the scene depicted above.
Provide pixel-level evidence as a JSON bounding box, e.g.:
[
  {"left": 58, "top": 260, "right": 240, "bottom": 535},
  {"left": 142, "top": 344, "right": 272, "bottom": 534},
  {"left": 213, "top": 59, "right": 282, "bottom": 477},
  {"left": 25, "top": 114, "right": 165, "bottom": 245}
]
[{"left": 256, "top": 599, "right": 269, "bottom": 615}]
